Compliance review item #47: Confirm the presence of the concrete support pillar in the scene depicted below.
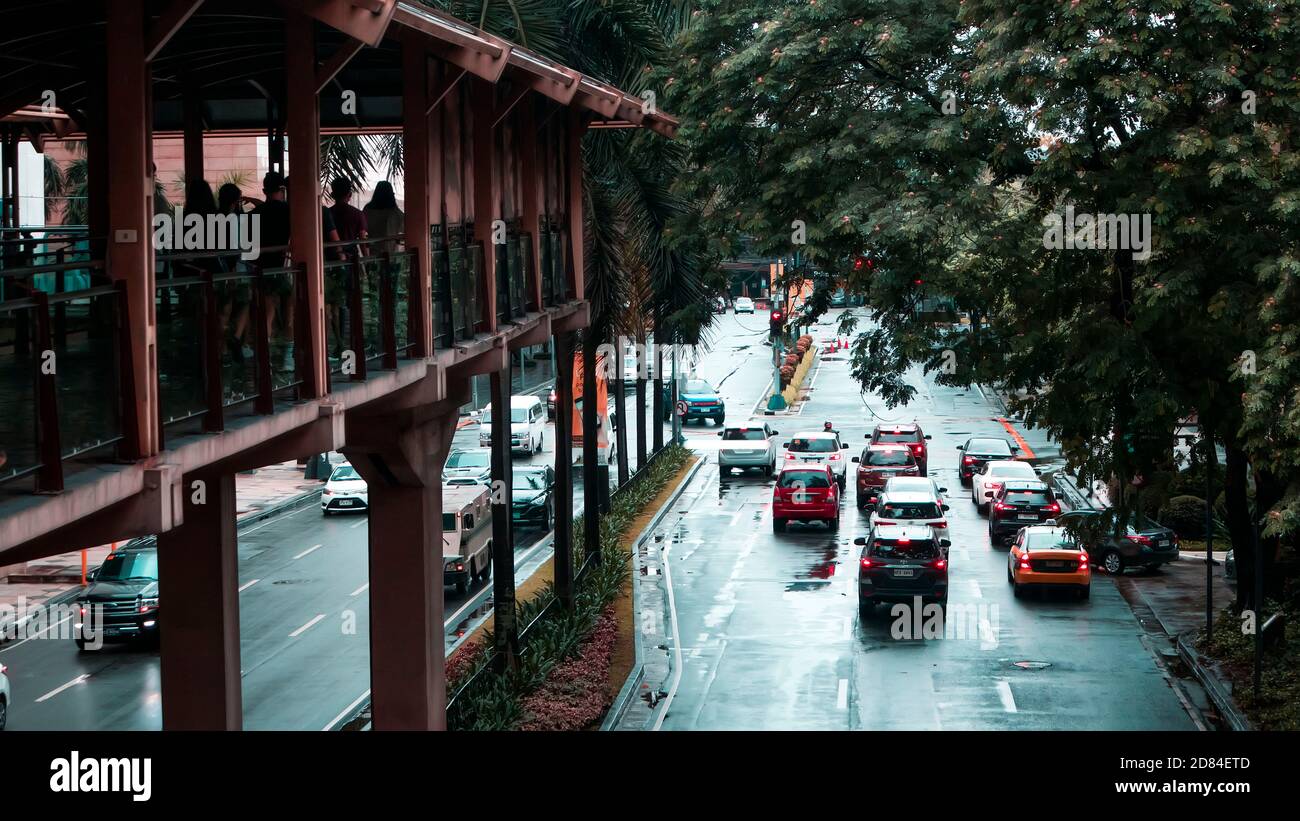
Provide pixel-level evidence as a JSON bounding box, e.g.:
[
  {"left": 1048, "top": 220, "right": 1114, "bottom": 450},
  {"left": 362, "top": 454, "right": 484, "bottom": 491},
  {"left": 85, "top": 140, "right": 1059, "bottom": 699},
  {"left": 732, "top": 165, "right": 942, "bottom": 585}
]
[
  {"left": 182, "top": 81, "right": 204, "bottom": 188},
  {"left": 285, "top": 11, "right": 326, "bottom": 397},
  {"left": 158, "top": 471, "right": 242, "bottom": 730},
  {"left": 401, "top": 34, "right": 432, "bottom": 357},
  {"left": 518, "top": 100, "right": 543, "bottom": 310},
  {"left": 488, "top": 366, "right": 518, "bottom": 664},
  {"left": 471, "top": 78, "right": 499, "bottom": 332},
  {"left": 552, "top": 331, "right": 576, "bottom": 610},
  {"left": 104, "top": 0, "right": 158, "bottom": 457},
  {"left": 344, "top": 408, "right": 457, "bottom": 730},
  {"left": 565, "top": 108, "right": 587, "bottom": 300}
]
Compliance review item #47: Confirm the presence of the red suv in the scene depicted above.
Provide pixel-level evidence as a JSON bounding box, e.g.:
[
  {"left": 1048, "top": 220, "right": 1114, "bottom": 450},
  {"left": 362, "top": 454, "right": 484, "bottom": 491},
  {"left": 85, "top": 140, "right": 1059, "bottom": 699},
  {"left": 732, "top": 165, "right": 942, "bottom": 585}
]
[
  {"left": 772, "top": 465, "right": 841, "bottom": 533},
  {"left": 852, "top": 444, "right": 919, "bottom": 509},
  {"left": 869, "top": 423, "right": 931, "bottom": 475}
]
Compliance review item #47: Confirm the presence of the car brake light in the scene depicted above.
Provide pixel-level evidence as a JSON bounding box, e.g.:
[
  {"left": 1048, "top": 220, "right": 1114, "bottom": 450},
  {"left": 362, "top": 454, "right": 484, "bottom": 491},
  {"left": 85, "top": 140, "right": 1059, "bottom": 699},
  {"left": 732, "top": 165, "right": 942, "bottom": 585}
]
[
  {"left": 896, "top": 538, "right": 911, "bottom": 545},
  {"left": 963, "top": 456, "right": 975, "bottom": 465},
  {"left": 1044, "top": 502, "right": 1061, "bottom": 514},
  {"left": 986, "top": 483, "right": 1002, "bottom": 491},
  {"left": 930, "top": 558, "right": 947, "bottom": 571},
  {"left": 934, "top": 520, "right": 947, "bottom": 528},
  {"left": 786, "top": 452, "right": 797, "bottom": 459},
  {"left": 876, "top": 519, "right": 898, "bottom": 526},
  {"left": 1078, "top": 556, "right": 1090, "bottom": 571},
  {"left": 860, "top": 556, "right": 876, "bottom": 569},
  {"left": 993, "top": 502, "right": 1012, "bottom": 512},
  {"left": 1128, "top": 535, "right": 1152, "bottom": 547},
  {"left": 1019, "top": 559, "right": 1032, "bottom": 570},
  {"left": 828, "top": 453, "right": 841, "bottom": 461}
]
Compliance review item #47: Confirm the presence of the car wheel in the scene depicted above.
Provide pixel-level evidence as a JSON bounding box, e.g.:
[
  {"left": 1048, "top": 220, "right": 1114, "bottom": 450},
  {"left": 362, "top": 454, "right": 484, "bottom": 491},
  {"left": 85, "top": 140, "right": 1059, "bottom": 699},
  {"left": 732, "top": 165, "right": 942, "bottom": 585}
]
[
  {"left": 0, "top": 695, "right": 6, "bottom": 730},
  {"left": 545, "top": 503, "right": 554, "bottom": 532},
  {"left": 1012, "top": 579, "right": 1024, "bottom": 598},
  {"left": 772, "top": 519, "right": 786, "bottom": 533},
  {"left": 837, "top": 475, "right": 846, "bottom": 491},
  {"left": 1100, "top": 550, "right": 1124, "bottom": 575},
  {"left": 534, "top": 435, "right": 542, "bottom": 454},
  {"left": 829, "top": 515, "right": 839, "bottom": 532},
  {"left": 1007, "top": 566, "right": 1014, "bottom": 584},
  {"left": 456, "top": 578, "right": 469, "bottom": 596},
  {"left": 959, "top": 475, "right": 971, "bottom": 487},
  {"left": 766, "top": 461, "right": 775, "bottom": 478}
]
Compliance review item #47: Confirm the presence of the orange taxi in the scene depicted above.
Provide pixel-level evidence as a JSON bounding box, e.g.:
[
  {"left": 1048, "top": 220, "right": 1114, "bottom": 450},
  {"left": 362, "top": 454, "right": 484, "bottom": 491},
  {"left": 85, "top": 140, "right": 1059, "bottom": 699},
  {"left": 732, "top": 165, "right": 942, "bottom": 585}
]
[{"left": 1007, "top": 523, "right": 1090, "bottom": 600}]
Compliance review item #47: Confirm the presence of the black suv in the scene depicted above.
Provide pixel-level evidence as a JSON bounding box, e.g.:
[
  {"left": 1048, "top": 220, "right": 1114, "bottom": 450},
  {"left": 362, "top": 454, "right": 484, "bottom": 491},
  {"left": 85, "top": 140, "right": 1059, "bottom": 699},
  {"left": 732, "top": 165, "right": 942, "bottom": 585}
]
[
  {"left": 1056, "top": 509, "right": 1180, "bottom": 574},
  {"left": 956, "top": 436, "right": 1018, "bottom": 484},
  {"left": 856, "top": 525, "right": 951, "bottom": 615},
  {"left": 74, "top": 541, "right": 159, "bottom": 650},
  {"left": 987, "top": 480, "right": 1062, "bottom": 545},
  {"left": 869, "top": 423, "right": 931, "bottom": 475}
]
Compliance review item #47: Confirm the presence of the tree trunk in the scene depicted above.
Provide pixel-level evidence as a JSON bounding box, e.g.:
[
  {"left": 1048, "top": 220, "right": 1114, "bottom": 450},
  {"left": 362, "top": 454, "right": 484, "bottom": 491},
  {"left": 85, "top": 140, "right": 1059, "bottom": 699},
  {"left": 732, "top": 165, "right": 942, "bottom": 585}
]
[
  {"left": 613, "top": 369, "right": 629, "bottom": 487},
  {"left": 1222, "top": 437, "right": 1254, "bottom": 613}
]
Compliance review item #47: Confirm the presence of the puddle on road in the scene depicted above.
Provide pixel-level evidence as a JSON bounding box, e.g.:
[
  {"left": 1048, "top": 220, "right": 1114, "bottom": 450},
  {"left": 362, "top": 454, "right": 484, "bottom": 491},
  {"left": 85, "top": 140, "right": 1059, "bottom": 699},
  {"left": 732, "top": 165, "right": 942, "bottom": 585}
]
[
  {"left": 784, "top": 580, "right": 832, "bottom": 592},
  {"left": 449, "top": 599, "right": 495, "bottom": 638},
  {"left": 1012, "top": 660, "right": 1053, "bottom": 670}
]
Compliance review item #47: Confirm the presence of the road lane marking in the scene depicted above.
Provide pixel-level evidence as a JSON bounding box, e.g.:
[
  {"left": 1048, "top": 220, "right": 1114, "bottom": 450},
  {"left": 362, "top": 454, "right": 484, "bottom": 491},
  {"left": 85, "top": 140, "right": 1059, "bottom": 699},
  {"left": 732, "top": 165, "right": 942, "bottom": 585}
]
[
  {"left": 996, "top": 680, "right": 1018, "bottom": 713},
  {"left": 968, "top": 579, "right": 982, "bottom": 599},
  {"left": 0, "top": 613, "right": 73, "bottom": 654},
  {"left": 995, "top": 417, "right": 1037, "bottom": 459},
  {"left": 36, "top": 674, "right": 89, "bottom": 703},
  {"left": 293, "top": 543, "right": 322, "bottom": 560},
  {"left": 349, "top": 519, "right": 367, "bottom": 529},
  {"left": 238, "top": 579, "right": 260, "bottom": 593},
  {"left": 322, "top": 688, "right": 371, "bottom": 731},
  {"left": 837, "top": 678, "right": 848, "bottom": 710},
  {"left": 289, "top": 614, "right": 326, "bottom": 637},
  {"left": 350, "top": 583, "right": 369, "bottom": 597}
]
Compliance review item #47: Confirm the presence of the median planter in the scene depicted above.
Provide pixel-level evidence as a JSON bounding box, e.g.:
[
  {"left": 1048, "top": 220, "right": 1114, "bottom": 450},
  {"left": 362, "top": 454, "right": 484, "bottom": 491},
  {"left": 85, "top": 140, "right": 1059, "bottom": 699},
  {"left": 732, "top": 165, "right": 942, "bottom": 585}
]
[
  {"left": 448, "top": 445, "right": 695, "bottom": 731},
  {"left": 780, "top": 346, "right": 818, "bottom": 404}
]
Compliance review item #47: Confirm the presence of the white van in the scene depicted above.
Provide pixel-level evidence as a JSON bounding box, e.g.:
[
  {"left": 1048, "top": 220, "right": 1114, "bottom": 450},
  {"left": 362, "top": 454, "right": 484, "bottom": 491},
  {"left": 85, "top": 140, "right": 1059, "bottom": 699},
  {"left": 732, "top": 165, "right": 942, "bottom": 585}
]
[
  {"left": 479, "top": 394, "right": 546, "bottom": 454},
  {"left": 443, "top": 485, "right": 493, "bottom": 595}
]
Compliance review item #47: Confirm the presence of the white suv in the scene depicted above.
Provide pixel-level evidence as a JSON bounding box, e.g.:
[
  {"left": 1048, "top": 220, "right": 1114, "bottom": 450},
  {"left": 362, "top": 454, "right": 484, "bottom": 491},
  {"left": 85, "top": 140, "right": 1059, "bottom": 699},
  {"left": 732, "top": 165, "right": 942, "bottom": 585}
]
[
  {"left": 717, "top": 423, "right": 780, "bottom": 477},
  {"left": 869, "top": 490, "right": 951, "bottom": 543},
  {"left": 782, "top": 431, "right": 850, "bottom": 489},
  {"left": 972, "top": 459, "right": 1039, "bottom": 513}
]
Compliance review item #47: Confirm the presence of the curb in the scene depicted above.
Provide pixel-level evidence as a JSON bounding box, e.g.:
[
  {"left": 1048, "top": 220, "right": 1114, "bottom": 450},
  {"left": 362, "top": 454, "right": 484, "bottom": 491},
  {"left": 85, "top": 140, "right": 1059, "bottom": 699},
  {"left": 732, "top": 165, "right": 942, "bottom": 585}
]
[
  {"left": 1176, "top": 631, "right": 1254, "bottom": 731},
  {"left": 600, "top": 455, "right": 705, "bottom": 731}
]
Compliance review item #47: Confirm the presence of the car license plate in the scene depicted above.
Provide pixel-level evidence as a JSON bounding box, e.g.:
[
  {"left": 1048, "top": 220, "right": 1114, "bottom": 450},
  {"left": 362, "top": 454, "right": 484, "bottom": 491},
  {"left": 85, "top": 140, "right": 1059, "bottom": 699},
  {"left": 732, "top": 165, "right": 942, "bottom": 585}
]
[
  {"left": 893, "top": 568, "right": 915, "bottom": 578},
  {"left": 1018, "top": 514, "right": 1037, "bottom": 521},
  {"left": 338, "top": 499, "right": 354, "bottom": 506},
  {"left": 1044, "top": 561, "right": 1065, "bottom": 568}
]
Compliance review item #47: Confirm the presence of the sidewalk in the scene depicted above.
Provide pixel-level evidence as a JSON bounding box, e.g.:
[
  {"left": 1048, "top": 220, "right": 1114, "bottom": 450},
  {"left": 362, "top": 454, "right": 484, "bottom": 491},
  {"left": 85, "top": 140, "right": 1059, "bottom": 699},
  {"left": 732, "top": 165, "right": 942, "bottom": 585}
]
[{"left": 0, "top": 460, "right": 324, "bottom": 614}]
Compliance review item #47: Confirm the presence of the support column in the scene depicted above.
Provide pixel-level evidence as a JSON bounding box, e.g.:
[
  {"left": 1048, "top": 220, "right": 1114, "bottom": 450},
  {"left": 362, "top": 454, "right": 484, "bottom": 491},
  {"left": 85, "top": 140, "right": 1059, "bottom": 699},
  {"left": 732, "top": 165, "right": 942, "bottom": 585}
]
[
  {"left": 158, "top": 471, "right": 241, "bottom": 730},
  {"left": 345, "top": 413, "right": 456, "bottom": 730},
  {"left": 552, "top": 331, "right": 575, "bottom": 610},
  {"left": 285, "top": 11, "right": 326, "bottom": 397},
  {"left": 105, "top": 0, "right": 158, "bottom": 456},
  {"left": 182, "top": 80, "right": 204, "bottom": 187},
  {"left": 519, "top": 100, "right": 543, "bottom": 311},
  {"left": 565, "top": 108, "right": 587, "bottom": 300},
  {"left": 401, "top": 34, "right": 432, "bottom": 357},
  {"left": 581, "top": 329, "right": 600, "bottom": 565},
  {"left": 471, "top": 78, "right": 499, "bottom": 333},
  {"left": 489, "top": 365, "right": 518, "bottom": 665}
]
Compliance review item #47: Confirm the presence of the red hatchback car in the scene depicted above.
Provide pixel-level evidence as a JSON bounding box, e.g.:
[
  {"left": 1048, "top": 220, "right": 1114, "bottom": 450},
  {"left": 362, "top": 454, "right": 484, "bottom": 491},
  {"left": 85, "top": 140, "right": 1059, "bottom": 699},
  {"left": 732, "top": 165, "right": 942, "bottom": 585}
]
[
  {"left": 852, "top": 444, "right": 920, "bottom": 509},
  {"left": 772, "top": 465, "right": 841, "bottom": 533}
]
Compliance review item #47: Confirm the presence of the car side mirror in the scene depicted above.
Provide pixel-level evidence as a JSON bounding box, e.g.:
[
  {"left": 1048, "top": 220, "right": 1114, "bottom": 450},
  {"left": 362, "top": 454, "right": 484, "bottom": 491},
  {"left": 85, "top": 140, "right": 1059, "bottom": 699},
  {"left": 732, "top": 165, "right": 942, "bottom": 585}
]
[
  {"left": 941, "top": 504, "right": 950, "bottom": 512},
  {"left": 716, "top": 431, "right": 723, "bottom": 437},
  {"left": 865, "top": 434, "right": 871, "bottom": 439},
  {"left": 924, "top": 434, "right": 932, "bottom": 440},
  {"left": 851, "top": 456, "right": 860, "bottom": 463},
  {"left": 938, "top": 486, "right": 948, "bottom": 493},
  {"left": 771, "top": 430, "right": 779, "bottom": 436},
  {"left": 841, "top": 443, "right": 849, "bottom": 449},
  {"left": 782, "top": 442, "right": 790, "bottom": 448},
  {"left": 1010, "top": 445, "right": 1020, "bottom": 452},
  {"left": 853, "top": 537, "right": 867, "bottom": 546},
  {"left": 955, "top": 445, "right": 964, "bottom": 450},
  {"left": 940, "top": 539, "right": 951, "bottom": 548}
]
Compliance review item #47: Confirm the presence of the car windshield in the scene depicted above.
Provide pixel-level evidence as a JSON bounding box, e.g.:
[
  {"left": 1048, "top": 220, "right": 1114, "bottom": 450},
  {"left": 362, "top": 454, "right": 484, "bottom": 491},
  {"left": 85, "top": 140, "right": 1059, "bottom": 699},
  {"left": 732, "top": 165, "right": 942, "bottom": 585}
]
[
  {"left": 871, "top": 539, "right": 939, "bottom": 560},
  {"left": 1002, "top": 488, "right": 1052, "bottom": 504},
  {"left": 867, "top": 449, "right": 914, "bottom": 466},
  {"left": 483, "top": 408, "right": 528, "bottom": 423},
  {"left": 967, "top": 438, "right": 1012, "bottom": 456},
  {"left": 988, "top": 462, "right": 1033, "bottom": 477},
  {"left": 447, "top": 451, "right": 490, "bottom": 468},
  {"left": 723, "top": 428, "right": 767, "bottom": 441},
  {"left": 875, "top": 430, "right": 918, "bottom": 443},
  {"left": 513, "top": 472, "right": 547, "bottom": 490},
  {"left": 880, "top": 502, "right": 941, "bottom": 519},
  {"left": 789, "top": 437, "right": 836, "bottom": 453},
  {"left": 97, "top": 550, "right": 158, "bottom": 581},
  {"left": 778, "top": 470, "right": 831, "bottom": 489},
  {"left": 329, "top": 465, "right": 360, "bottom": 482},
  {"left": 1026, "top": 531, "right": 1080, "bottom": 551},
  {"left": 684, "top": 380, "right": 714, "bottom": 394}
]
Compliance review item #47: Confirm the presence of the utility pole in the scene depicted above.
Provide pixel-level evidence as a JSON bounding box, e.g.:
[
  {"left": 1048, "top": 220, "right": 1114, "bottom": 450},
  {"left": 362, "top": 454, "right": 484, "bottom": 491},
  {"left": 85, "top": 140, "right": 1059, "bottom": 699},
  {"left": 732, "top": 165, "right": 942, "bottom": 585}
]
[
  {"left": 671, "top": 343, "right": 683, "bottom": 446},
  {"left": 1203, "top": 424, "right": 1215, "bottom": 642}
]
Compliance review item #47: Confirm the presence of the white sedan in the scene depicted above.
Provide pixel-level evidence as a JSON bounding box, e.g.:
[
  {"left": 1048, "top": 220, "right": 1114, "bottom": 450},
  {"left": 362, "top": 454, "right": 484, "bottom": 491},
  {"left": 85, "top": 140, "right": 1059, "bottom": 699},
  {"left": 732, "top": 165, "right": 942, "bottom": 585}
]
[
  {"left": 322, "top": 463, "right": 368, "bottom": 514},
  {"left": 971, "top": 459, "right": 1039, "bottom": 513},
  {"left": 734, "top": 296, "right": 755, "bottom": 313},
  {"left": 782, "top": 431, "right": 850, "bottom": 489}
]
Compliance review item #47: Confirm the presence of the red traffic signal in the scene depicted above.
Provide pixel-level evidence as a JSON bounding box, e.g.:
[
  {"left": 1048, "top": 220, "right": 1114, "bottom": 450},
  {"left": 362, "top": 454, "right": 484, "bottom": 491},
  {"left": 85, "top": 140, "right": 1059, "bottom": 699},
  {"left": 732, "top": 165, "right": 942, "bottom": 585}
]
[
  {"left": 769, "top": 309, "right": 785, "bottom": 337},
  {"left": 771, "top": 309, "right": 784, "bottom": 323}
]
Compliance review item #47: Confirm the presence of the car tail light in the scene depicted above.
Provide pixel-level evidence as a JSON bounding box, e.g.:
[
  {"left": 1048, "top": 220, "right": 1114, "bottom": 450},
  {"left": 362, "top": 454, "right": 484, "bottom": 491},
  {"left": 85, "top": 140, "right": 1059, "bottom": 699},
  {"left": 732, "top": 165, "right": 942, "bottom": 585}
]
[
  {"left": 963, "top": 456, "right": 975, "bottom": 465},
  {"left": 876, "top": 519, "right": 898, "bottom": 526},
  {"left": 786, "top": 452, "right": 797, "bottom": 460},
  {"left": 1044, "top": 502, "right": 1061, "bottom": 514},
  {"left": 933, "top": 520, "right": 947, "bottom": 529},
  {"left": 860, "top": 556, "right": 877, "bottom": 570},
  {"left": 455, "top": 562, "right": 464, "bottom": 571},
  {"left": 1078, "top": 555, "right": 1090, "bottom": 571},
  {"left": 986, "top": 482, "right": 1002, "bottom": 492},
  {"left": 929, "top": 558, "right": 947, "bottom": 572},
  {"left": 828, "top": 453, "right": 841, "bottom": 461},
  {"left": 1128, "top": 534, "right": 1152, "bottom": 547},
  {"left": 993, "top": 502, "right": 1012, "bottom": 512},
  {"left": 1019, "top": 559, "right": 1032, "bottom": 570}
]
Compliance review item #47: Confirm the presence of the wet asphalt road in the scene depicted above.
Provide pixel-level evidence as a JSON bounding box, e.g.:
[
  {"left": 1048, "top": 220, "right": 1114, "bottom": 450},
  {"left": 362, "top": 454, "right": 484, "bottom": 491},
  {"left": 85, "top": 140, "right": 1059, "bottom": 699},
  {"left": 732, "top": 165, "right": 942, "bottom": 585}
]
[{"left": 650, "top": 309, "right": 1197, "bottom": 730}]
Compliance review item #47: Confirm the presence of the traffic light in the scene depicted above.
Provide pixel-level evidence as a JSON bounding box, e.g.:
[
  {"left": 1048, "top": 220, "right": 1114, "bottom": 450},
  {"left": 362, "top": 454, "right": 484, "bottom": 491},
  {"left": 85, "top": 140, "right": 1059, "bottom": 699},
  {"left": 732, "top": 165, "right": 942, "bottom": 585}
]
[{"left": 769, "top": 308, "right": 785, "bottom": 339}]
